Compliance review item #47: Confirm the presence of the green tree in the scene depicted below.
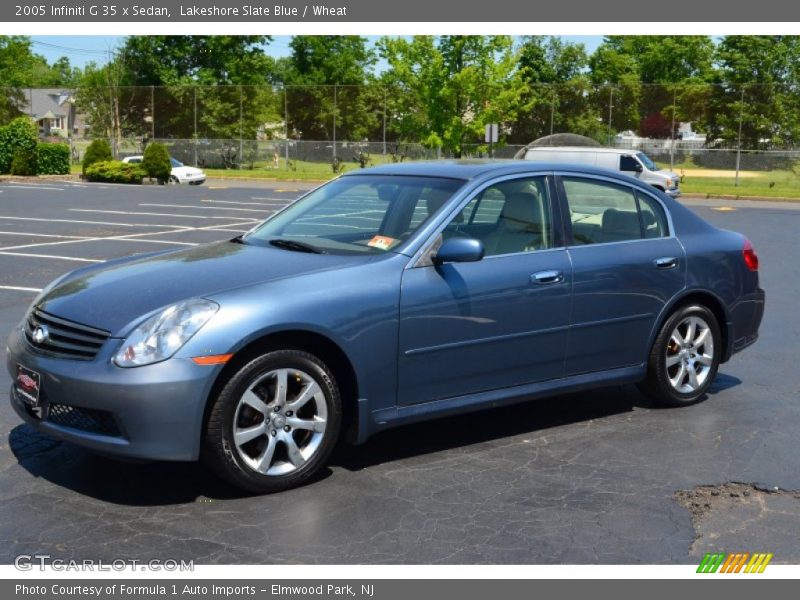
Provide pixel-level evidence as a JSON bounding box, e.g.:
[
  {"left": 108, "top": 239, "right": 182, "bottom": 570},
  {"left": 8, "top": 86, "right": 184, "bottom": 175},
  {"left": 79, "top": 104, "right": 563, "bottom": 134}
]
[
  {"left": 282, "top": 36, "right": 380, "bottom": 141},
  {"left": 76, "top": 37, "right": 282, "bottom": 148},
  {"left": 511, "top": 36, "right": 596, "bottom": 143},
  {"left": 142, "top": 142, "right": 171, "bottom": 183},
  {"left": 703, "top": 36, "right": 800, "bottom": 149},
  {"left": 0, "top": 36, "right": 39, "bottom": 124},
  {"left": 379, "top": 35, "right": 526, "bottom": 156},
  {"left": 590, "top": 36, "right": 715, "bottom": 139}
]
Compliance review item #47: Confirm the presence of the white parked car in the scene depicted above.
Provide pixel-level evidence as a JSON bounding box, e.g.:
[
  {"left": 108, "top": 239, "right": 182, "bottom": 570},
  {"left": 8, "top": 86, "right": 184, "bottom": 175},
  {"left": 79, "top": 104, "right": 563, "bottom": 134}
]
[{"left": 122, "top": 156, "right": 206, "bottom": 185}]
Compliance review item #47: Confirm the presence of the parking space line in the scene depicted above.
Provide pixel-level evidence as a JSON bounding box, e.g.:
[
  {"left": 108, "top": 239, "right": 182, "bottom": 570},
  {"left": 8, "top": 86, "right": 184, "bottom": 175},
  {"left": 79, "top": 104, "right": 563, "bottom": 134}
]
[
  {"left": 202, "top": 199, "right": 289, "bottom": 207},
  {"left": 251, "top": 197, "right": 297, "bottom": 202},
  {"left": 0, "top": 231, "right": 90, "bottom": 239},
  {"left": 0, "top": 184, "right": 64, "bottom": 191},
  {"left": 0, "top": 285, "right": 42, "bottom": 292},
  {"left": 0, "top": 251, "right": 103, "bottom": 263},
  {"left": 0, "top": 235, "right": 198, "bottom": 252},
  {"left": 140, "top": 203, "right": 274, "bottom": 214},
  {"left": 0, "top": 216, "right": 194, "bottom": 229},
  {"left": 70, "top": 209, "right": 262, "bottom": 222}
]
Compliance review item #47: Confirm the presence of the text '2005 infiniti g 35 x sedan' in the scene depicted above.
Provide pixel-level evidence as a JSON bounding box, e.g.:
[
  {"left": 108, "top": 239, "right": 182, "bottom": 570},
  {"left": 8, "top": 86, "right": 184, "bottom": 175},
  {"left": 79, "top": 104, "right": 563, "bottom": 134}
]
[{"left": 7, "top": 161, "right": 765, "bottom": 493}]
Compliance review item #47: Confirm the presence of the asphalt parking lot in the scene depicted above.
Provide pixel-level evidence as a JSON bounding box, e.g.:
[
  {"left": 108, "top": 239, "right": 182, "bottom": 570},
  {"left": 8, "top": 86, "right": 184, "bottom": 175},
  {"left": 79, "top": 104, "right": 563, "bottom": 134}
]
[{"left": 0, "top": 179, "right": 798, "bottom": 565}]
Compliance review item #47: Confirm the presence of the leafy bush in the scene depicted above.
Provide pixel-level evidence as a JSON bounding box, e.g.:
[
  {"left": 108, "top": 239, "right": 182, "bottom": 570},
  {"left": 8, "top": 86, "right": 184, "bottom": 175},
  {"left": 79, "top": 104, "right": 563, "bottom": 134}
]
[
  {"left": 0, "top": 117, "right": 38, "bottom": 174},
  {"left": 82, "top": 139, "right": 112, "bottom": 176},
  {"left": 37, "top": 142, "right": 70, "bottom": 175},
  {"left": 10, "top": 148, "right": 38, "bottom": 176},
  {"left": 85, "top": 160, "right": 145, "bottom": 184},
  {"left": 142, "top": 142, "right": 172, "bottom": 183}
]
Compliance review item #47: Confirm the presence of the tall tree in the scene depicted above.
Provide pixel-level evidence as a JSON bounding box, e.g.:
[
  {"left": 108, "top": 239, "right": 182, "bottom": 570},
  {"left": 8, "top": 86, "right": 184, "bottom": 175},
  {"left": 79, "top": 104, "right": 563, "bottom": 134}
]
[
  {"left": 590, "top": 36, "right": 715, "bottom": 138},
  {"left": 704, "top": 36, "right": 800, "bottom": 149},
  {"left": 281, "top": 36, "right": 379, "bottom": 142},
  {"left": 511, "top": 36, "right": 599, "bottom": 144},
  {"left": 77, "top": 36, "right": 281, "bottom": 145},
  {"left": 0, "top": 36, "right": 39, "bottom": 123},
  {"left": 379, "top": 35, "right": 526, "bottom": 156}
]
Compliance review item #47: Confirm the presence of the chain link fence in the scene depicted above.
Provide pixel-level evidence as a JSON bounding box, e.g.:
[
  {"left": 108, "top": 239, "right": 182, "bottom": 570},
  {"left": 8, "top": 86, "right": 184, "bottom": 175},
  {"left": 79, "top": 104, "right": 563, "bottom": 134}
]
[{"left": 5, "top": 83, "right": 800, "bottom": 189}]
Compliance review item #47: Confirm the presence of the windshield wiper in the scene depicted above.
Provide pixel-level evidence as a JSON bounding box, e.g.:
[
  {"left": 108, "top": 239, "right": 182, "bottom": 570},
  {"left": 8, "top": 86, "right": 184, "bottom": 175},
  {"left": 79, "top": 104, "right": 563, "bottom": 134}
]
[
  {"left": 230, "top": 235, "right": 246, "bottom": 244},
  {"left": 268, "top": 239, "right": 325, "bottom": 254}
]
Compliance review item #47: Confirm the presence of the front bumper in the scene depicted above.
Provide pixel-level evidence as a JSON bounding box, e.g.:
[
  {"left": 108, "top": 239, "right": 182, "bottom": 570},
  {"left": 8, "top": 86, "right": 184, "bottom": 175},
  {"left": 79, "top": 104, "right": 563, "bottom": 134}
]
[
  {"left": 665, "top": 187, "right": 681, "bottom": 198},
  {"left": 6, "top": 325, "right": 218, "bottom": 461},
  {"left": 181, "top": 174, "right": 206, "bottom": 185}
]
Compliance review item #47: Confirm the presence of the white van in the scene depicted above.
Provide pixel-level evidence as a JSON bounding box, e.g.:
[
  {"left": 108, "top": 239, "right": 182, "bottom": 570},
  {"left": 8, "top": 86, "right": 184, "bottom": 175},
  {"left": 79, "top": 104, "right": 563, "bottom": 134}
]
[{"left": 521, "top": 146, "right": 681, "bottom": 198}]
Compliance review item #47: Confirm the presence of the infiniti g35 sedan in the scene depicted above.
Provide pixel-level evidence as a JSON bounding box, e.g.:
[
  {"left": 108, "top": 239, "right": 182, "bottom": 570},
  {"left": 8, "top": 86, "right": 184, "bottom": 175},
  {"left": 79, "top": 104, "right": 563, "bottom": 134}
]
[{"left": 7, "top": 161, "right": 765, "bottom": 493}]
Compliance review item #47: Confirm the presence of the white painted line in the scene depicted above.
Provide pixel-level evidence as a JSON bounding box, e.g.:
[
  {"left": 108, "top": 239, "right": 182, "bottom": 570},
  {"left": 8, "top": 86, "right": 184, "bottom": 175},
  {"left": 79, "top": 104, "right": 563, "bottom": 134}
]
[
  {"left": 0, "top": 231, "right": 89, "bottom": 239},
  {"left": 202, "top": 199, "right": 287, "bottom": 207},
  {"left": 140, "top": 203, "right": 274, "bottom": 213},
  {"left": 70, "top": 209, "right": 262, "bottom": 221},
  {"left": 0, "top": 216, "right": 193, "bottom": 229},
  {"left": 0, "top": 285, "right": 42, "bottom": 292},
  {"left": 0, "top": 183, "right": 64, "bottom": 191},
  {"left": 0, "top": 251, "right": 103, "bottom": 263},
  {"left": 0, "top": 236, "right": 197, "bottom": 252},
  {"left": 0, "top": 219, "right": 257, "bottom": 252},
  {"left": 251, "top": 197, "right": 296, "bottom": 201}
]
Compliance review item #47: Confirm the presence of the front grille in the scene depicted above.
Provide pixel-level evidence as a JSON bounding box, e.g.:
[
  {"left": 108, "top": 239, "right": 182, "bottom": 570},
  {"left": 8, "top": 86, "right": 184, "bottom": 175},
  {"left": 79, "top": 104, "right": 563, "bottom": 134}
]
[
  {"left": 47, "top": 403, "right": 122, "bottom": 437},
  {"left": 25, "top": 308, "right": 110, "bottom": 360}
]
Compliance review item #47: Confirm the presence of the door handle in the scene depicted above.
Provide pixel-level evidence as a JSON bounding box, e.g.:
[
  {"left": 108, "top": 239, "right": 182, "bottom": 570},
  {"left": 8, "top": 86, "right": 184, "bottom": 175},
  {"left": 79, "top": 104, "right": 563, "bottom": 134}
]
[
  {"left": 531, "top": 270, "right": 564, "bottom": 285},
  {"left": 654, "top": 256, "right": 678, "bottom": 269}
]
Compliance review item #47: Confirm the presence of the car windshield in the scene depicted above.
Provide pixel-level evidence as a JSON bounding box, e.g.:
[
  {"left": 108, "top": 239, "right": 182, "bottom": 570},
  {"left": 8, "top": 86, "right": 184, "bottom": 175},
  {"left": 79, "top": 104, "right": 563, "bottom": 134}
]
[
  {"left": 170, "top": 158, "right": 183, "bottom": 168},
  {"left": 636, "top": 152, "right": 658, "bottom": 171},
  {"left": 243, "top": 175, "right": 465, "bottom": 254}
]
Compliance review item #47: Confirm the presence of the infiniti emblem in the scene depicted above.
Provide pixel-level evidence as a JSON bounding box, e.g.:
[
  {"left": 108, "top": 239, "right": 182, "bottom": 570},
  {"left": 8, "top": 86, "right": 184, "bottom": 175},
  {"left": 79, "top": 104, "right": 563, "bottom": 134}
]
[{"left": 32, "top": 325, "right": 49, "bottom": 345}]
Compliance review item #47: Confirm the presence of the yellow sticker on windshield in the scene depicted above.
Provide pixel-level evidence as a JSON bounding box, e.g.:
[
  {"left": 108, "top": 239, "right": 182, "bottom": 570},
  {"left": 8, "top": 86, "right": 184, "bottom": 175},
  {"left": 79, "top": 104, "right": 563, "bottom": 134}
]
[{"left": 367, "top": 235, "right": 398, "bottom": 251}]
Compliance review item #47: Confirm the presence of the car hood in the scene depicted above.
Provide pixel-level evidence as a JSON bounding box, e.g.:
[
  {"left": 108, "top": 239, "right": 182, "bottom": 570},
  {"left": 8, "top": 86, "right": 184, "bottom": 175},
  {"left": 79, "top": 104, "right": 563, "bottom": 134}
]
[
  {"left": 38, "top": 241, "right": 368, "bottom": 336},
  {"left": 656, "top": 168, "right": 680, "bottom": 182}
]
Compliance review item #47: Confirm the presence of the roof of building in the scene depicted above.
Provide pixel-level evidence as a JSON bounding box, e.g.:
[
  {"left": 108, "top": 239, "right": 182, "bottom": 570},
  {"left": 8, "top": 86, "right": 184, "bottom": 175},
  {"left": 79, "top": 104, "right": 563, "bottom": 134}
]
[{"left": 23, "top": 88, "right": 74, "bottom": 119}]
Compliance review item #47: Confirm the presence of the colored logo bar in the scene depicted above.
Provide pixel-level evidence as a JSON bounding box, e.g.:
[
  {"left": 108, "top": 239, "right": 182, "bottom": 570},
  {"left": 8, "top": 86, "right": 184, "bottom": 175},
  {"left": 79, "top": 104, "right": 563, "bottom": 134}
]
[{"left": 697, "top": 552, "right": 773, "bottom": 573}]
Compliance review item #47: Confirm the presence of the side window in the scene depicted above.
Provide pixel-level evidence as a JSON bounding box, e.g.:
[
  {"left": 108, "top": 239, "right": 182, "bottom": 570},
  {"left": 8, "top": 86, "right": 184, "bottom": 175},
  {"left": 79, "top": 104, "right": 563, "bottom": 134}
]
[
  {"left": 636, "top": 193, "right": 669, "bottom": 238},
  {"left": 620, "top": 155, "right": 640, "bottom": 172},
  {"left": 563, "top": 178, "right": 641, "bottom": 245},
  {"left": 469, "top": 187, "right": 506, "bottom": 224},
  {"left": 441, "top": 177, "right": 552, "bottom": 257}
]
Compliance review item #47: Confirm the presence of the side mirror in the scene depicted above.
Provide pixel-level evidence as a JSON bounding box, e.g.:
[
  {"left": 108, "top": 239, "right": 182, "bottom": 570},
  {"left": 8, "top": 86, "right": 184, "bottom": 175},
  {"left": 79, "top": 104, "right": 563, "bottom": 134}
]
[
  {"left": 433, "top": 238, "right": 485, "bottom": 265},
  {"left": 634, "top": 162, "right": 643, "bottom": 173}
]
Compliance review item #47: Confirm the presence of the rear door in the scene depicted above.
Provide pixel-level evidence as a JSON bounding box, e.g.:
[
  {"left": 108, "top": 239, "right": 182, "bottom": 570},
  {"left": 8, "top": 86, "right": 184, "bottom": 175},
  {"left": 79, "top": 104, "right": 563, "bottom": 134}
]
[{"left": 558, "top": 174, "right": 686, "bottom": 375}]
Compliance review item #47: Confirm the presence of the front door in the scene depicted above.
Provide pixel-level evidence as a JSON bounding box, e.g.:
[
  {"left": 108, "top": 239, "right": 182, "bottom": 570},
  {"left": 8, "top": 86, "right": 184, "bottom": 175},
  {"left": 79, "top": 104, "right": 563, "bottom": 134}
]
[{"left": 397, "top": 175, "right": 572, "bottom": 406}]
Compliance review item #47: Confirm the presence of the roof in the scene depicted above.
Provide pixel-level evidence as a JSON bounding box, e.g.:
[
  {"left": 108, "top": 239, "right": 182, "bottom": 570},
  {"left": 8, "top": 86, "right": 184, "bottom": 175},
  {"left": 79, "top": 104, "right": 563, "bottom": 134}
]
[
  {"left": 22, "top": 89, "right": 73, "bottom": 119},
  {"left": 345, "top": 159, "right": 638, "bottom": 183},
  {"left": 526, "top": 146, "right": 635, "bottom": 155}
]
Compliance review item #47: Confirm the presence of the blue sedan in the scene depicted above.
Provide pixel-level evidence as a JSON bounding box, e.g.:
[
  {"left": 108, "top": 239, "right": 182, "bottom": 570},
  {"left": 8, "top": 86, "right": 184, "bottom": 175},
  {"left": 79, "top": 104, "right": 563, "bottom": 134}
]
[{"left": 7, "top": 161, "right": 765, "bottom": 492}]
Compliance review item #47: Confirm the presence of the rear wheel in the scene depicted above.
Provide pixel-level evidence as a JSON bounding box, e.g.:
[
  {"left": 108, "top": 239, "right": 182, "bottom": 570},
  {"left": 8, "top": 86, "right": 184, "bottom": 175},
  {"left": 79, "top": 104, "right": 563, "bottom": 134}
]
[
  {"left": 639, "top": 304, "right": 721, "bottom": 406},
  {"left": 203, "top": 350, "right": 341, "bottom": 493}
]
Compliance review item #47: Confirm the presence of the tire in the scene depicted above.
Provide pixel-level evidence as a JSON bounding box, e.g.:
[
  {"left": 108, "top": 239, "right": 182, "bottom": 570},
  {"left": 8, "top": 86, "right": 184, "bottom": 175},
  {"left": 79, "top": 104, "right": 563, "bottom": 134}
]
[
  {"left": 639, "top": 304, "right": 721, "bottom": 407},
  {"left": 203, "top": 350, "right": 342, "bottom": 493},
  {"left": 168, "top": 175, "right": 180, "bottom": 184}
]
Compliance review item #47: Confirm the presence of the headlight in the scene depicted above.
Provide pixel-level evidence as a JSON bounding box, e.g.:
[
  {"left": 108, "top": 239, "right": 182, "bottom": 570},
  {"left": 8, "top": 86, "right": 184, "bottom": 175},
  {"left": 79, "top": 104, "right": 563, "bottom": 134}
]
[
  {"left": 665, "top": 179, "right": 674, "bottom": 189},
  {"left": 113, "top": 299, "right": 218, "bottom": 368}
]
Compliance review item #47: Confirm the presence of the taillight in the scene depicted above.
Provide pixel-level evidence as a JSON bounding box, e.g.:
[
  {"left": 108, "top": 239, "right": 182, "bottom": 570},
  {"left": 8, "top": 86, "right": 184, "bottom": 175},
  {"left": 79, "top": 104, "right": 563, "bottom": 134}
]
[{"left": 743, "top": 238, "right": 759, "bottom": 271}]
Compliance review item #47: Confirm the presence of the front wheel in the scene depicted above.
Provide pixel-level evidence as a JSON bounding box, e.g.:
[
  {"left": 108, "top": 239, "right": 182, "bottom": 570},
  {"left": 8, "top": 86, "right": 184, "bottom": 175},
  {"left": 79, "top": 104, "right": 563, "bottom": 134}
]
[
  {"left": 168, "top": 175, "right": 180, "bottom": 185},
  {"left": 203, "top": 350, "right": 342, "bottom": 493},
  {"left": 639, "top": 304, "right": 721, "bottom": 407}
]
